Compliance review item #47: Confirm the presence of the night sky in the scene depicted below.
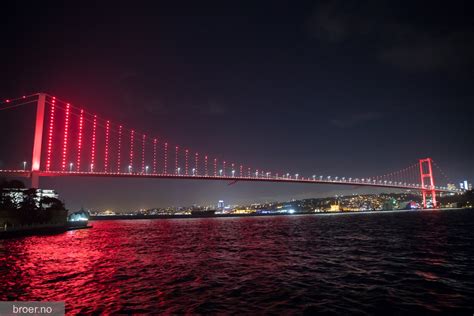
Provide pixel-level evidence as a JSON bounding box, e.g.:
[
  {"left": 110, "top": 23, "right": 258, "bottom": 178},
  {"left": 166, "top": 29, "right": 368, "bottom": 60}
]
[{"left": 1, "top": 1, "right": 473, "bottom": 211}]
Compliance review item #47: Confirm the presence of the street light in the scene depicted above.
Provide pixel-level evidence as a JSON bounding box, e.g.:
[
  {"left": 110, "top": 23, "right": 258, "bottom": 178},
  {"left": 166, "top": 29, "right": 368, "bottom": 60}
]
[
  {"left": 128, "top": 165, "right": 132, "bottom": 173},
  {"left": 232, "top": 170, "right": 236, "bottom": 177},
  {"left": 192, "top": 168, "right": 196, "bottom": 176},
  {"left": 177, "top": 167, "right": 181, "bottom": 175},
  {"left": 23, "top": 161, "right": 27, "bottom": 171},
  {"left": 312, "top": 175, "right": 316, "bottom": 180},
  {"left": 219, "top": 169, "right": 223, "bottom": 176},
  {"left": 266, "top": 172, "right": 270, "bottom": 178},
  {"left": 69, "top": 162, "right": 73, "bottom": 172},
  {"left": 90, "top": 164, "right": 94, "bottom": 172},
  {"left": 145, "top": 165, "right": 149, "bottom": 174},
  {"left": 295, "top": 173, "right": 299, "bottom": 180}
]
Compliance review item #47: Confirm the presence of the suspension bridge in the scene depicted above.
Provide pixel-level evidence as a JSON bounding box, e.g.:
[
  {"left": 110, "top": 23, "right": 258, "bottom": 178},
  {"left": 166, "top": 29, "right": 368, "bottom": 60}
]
[{"left": 0, "top": 93, "right": 464, "bottom": 208}]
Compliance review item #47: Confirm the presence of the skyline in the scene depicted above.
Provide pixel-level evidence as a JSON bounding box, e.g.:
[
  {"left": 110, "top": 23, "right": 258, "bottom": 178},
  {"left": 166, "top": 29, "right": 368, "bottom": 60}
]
[{"left": 1, "top": 1, "right": 473, "bottom": 210}]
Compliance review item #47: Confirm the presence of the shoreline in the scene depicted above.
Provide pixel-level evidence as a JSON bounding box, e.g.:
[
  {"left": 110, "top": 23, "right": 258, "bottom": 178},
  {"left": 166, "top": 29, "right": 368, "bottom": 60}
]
[{"left": 90, "top": 207, "right": 470, "bottom": 221}]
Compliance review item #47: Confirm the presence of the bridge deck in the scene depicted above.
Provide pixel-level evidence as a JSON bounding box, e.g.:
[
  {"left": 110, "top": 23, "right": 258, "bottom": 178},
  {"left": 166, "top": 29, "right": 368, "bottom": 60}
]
[{"left": 0, "top": 170, "right": 459, "bottom": 193}]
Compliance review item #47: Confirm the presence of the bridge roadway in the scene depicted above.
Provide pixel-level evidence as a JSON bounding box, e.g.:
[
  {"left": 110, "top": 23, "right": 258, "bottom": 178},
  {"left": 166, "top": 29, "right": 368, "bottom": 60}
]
[{"left": 0, "top": 169, "right": 460, "bottom": 194}]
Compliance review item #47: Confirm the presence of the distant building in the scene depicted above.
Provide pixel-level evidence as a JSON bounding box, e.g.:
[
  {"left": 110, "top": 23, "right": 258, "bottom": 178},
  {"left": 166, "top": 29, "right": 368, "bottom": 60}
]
[
  {"left": 464, "top": 180, "right": 469, "bottom": 191},
  {"left": 329, "top": 202, "right": 341, "bottom": 212},
  {"left": 217, "top": 200, "right": 224, "bottom": 209},
  {"left": 447, "top": 183, "right": 456, "bottom": 191}
]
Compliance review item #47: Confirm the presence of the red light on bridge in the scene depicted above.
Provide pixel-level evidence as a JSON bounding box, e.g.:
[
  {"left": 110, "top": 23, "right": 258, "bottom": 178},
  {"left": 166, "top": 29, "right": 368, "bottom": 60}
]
[
  {"left": 61, "top": 103, "right": 70, "bottom": 171},
  {"left": 164, "top": 142, "right": 168, "bottom": 174},
  {"left": 142, "top": 134, "right": 146, "bottom": 173},
  {"left": 153, "top": 138, "right": 157, "bottom": 174},
  {"left": 130, "top": 130, "right": 135, "bottom": 171},
  {"left": 105, "top": 120, "right": 110, "bottom": 172},
  {"left": 77, "top": 109, "right": 84, "bottom": 172},
  {"left": 46, "top": 100, "right": 55, "bottom": 171},
  {"left": 185, "top": 149, "right": 189, "bottom": 175},
  {"left": 175, "top": 146, "right": 179, "bottom": 174},
  {"left": 195, "top": 153, "right": 199, "bottom": 175},
  {"left": 91, "top": 115, "right": 97, "bottom": 171},
  {"left": 117, "top": 125, "right": 122, "bottom": 173}
]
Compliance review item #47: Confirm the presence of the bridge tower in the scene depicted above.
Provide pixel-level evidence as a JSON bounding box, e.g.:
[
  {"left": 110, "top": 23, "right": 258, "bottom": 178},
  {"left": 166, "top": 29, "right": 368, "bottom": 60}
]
[
  {"left": 31, "top": 93, "right": 46, "bottom": 188},
  {"left": 419, "top": 158, "right": 437, "bottom": 209}
]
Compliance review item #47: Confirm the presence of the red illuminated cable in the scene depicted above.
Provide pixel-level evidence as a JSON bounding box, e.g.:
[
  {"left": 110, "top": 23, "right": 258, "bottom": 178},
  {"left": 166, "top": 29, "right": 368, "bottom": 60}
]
[
  {"left": 46, "top": 98, "right": 56, "bottom": 171},
  {"left": 223, "top": 161, "right": 226, "bottom": 176},
  {"left": 117, "top": 125, "right": 122, "bottom": 172},
  {"left": 153, "top": 138, "right": 157, "bottom": 174},
  {"left": 195, "top": 153, "right": 199, "bottom": 175},
  {"left": 205, "top": 155, "right": 208, "bottom": 176},
  {"left": 129, "top": 130, "right": 134, "bottom": 171},
  {"left": 248, "top": 168, "right": 251, "bottom": 177},
  {"left": 164, "top": 142, "right": 168, "bottom": 174},
  {"left": 231, "top": 163, "right": 235, "bottom": 177},
  {"left": 175, "top": 146, "right": 179, "bottom": 174},
  {"left": 214, "top": 158, "right": 217, "bottom": 176},
  {"left": 185, "top": 149, "right": 189, "bottom": 175},
  {"left": 76, "top": 109, "right": 84, "bottom": 172},
  {"left": 105, "top": 120, "right": 110, "bottom": 172},
  {"left": 142, "top": 134, "right": 146, "bottom": 173},
  {"left": 240, "top": 165, "right": 243, "bottom": 177},
  {"left": 91, "top": 115, "right": 97, "bottom": 171},
  {"left": 61, "top": 103, "right": 70, "bottom": 171}
]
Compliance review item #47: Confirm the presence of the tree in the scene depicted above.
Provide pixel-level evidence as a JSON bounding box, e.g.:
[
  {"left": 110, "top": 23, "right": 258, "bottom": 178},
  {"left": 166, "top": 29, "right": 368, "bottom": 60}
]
[
  {"left": 0, "top": 179, "right": 25, "bottom": 189},
  {"left": 19, "top": 188, "right": 38, "bottom": 211}
]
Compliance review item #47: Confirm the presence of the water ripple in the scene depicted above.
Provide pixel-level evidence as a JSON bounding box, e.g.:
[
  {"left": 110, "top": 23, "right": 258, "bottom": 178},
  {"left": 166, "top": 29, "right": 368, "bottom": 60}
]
[{"left": 1, "top": 209, "right": 473, "bottom": 314}]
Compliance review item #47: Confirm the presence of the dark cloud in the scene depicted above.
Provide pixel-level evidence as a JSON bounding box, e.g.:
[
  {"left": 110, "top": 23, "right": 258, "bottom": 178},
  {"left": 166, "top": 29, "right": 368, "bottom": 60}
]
[
  {"left": 306, "top": 0, "right": 379, "bottom": 42},
  {"left": 379, "top": 30, "right": 474, "bottom": 71},
  {"left": 307, "top": 1, "right": 474, "bottom": 72}
]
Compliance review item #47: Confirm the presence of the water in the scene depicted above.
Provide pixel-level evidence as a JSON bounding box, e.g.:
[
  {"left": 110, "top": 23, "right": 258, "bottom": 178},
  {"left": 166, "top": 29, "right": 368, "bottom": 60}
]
[{"left": 1, "top": 209, "right": 473, "bottom": 314}]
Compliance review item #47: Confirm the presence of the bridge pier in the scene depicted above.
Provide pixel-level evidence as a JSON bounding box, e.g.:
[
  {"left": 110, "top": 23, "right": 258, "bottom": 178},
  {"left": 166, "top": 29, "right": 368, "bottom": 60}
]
[
  {"left": 31, "top": 172, "right": 40, "bottom": 189},
  {"left": 31, "top": 93, "right": 46, "bottom": 188},
  {"left": 419, "top": 158, "right": 437, "bottom": 208}
]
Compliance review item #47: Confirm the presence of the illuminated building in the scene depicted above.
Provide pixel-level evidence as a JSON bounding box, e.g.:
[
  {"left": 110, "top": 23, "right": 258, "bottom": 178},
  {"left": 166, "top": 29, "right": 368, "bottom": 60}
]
[
  {"left": 329, "top": 202, "right": 341, "bottom": 212},
  {"left": 218, "top": 200, "right": 224, "bottom": 209},
  {"left": 1, "top": 188, "right": 58, "bottom": 208}
]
